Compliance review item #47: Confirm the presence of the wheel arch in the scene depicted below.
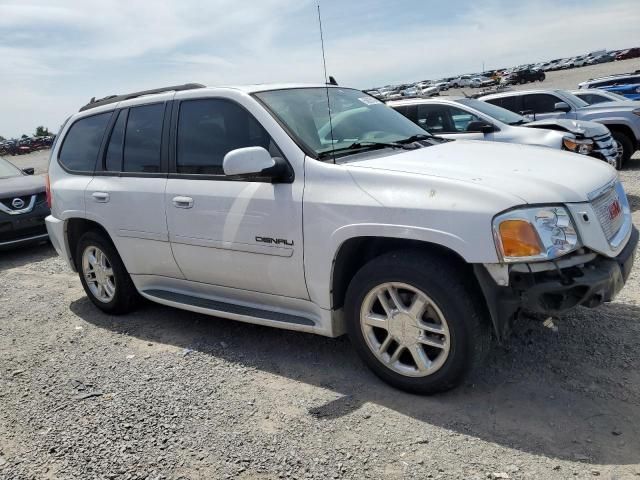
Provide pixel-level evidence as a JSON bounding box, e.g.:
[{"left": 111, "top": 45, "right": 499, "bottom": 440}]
[
  {"left": 65, "top": 218, "right": 114, "bottom": 271},
  {"left": 601, "top": 123, "right": 637, "bottom": 149}
]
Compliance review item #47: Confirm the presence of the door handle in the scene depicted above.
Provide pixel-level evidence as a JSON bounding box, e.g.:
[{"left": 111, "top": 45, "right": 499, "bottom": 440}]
[
  {"left": 92, "top": 192, "right": 110, "bottom": 203},
  {"left": 172, "top": 196, "right": 194, "bottom": 209}
]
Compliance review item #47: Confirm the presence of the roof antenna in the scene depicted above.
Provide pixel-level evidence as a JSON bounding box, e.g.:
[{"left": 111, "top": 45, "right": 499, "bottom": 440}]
[{"left": 317, "top": 1, "right": 335, "bottom": 163}]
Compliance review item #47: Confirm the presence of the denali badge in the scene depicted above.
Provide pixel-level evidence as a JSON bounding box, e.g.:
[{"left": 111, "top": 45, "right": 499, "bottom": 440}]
[
  {"left": 11, "top": 198, "right": 25, "bottom": 209},
  {"left": 608, "top": 199, "right": 622, "bottom": 220},
  {"left": 256, "top": 236, "right": 294, "bottom": 246}
]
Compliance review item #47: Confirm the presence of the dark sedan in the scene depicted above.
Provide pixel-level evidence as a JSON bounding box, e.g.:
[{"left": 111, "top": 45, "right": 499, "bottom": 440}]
[{"left": 0, "top": 157, "right": 49, "bottom": 249}]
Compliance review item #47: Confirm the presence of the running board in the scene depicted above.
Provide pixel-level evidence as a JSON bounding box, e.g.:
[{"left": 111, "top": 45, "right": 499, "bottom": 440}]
[{"left": 142, "top": 289, "right": 316, "bottom": 327}]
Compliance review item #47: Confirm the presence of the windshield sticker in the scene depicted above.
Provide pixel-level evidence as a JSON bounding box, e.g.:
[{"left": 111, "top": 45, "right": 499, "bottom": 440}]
[{"left": 358, "top": 96, "right": 381, "bottom": 106}]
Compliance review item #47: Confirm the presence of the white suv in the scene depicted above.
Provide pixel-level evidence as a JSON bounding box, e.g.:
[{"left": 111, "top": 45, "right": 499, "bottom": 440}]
[{"left": 46, "top": 83, "right": 638, "bottom": 394}]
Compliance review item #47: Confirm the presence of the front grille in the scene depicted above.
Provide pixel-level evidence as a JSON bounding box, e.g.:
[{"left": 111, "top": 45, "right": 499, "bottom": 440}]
[
  {"left": 591, "top": 186, "right": 624, "bottom": 241},
  {"left": 0, "top": 194, "right": 32, "bottom": 211}
]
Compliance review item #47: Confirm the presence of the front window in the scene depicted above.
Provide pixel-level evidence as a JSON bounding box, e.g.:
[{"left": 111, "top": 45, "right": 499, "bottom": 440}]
[
  {"left": 0, "top": 158, "right": 23, "bottom": 178},
  {"left": 254, "top": 87, "right": 429, "bottom": 160},
  {"left": 456, "top": 98, "right": 527, "bottom": 125}
]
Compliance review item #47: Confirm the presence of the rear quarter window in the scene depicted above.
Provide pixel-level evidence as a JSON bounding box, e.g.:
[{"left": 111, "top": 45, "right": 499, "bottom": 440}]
[{"left": 58, "top": 112, "right": 112, "bottom": 172}]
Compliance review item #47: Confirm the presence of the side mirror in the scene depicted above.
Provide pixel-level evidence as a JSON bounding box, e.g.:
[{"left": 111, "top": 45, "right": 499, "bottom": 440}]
[
  {"left": 466, "top": 121, "right": 495, "bottom": 134},
  {"left": 554, "top": 101, "right": 571, "bottom": 113},
  {"left": 222, "top": 147, "right": 290, "bottom": 183},
  {"left": 22, "top": 167, "right": 35, "bottom": 175}
]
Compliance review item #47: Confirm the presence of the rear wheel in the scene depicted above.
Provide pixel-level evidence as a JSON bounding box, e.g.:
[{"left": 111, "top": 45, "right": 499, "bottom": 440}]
[
  {"left": 344, "top": 250, "right": 491, "bottom": 394},
  {"left": 611, "top": 130, "right": 634, "bottom": 166},
  {"left": 76, "top": 231, "right": 139, "bottom": 314}
]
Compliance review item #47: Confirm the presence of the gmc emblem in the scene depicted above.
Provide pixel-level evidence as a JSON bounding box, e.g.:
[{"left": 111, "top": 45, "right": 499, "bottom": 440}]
[{"left": 608, "top": 199, "right": 622, "bottom": 220}]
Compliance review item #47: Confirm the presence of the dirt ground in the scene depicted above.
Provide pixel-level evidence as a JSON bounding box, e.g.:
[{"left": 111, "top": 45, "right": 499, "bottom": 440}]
[{"left": 2, "top": 65, "right": 640, "bottom": 479}]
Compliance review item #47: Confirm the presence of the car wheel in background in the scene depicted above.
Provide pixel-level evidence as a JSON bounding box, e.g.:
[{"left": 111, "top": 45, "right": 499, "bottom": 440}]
[
  {"left": 344, "top": 250, "right": 491, "bottom": 394},
  {"left": 611, "top": 131, "right": 634, "bottom": 166},
  {"left": 76, "top": 231, "right": 139, "bottom": 314}
]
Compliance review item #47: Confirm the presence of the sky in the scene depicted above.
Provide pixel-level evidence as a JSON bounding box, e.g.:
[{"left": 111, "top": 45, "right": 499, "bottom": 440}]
[{"left": 0, "top": 0, "right": 638, "bottom": 138}]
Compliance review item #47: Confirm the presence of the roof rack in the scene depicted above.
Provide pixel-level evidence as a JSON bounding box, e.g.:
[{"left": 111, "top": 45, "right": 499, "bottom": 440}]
[{"left": 79, "top": 83, "right": 206, "bottom": 112}]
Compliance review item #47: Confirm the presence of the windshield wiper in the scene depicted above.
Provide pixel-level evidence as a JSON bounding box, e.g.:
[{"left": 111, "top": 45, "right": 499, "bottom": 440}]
[
  {"left": 396, "top": 133, "right": 432, "bottom": 144},
  {"left": 509, "top": 119, "right": 529, "bottom": 126},
  {"left": 318, "top": 141, "right": 411, "bottom": 159}
]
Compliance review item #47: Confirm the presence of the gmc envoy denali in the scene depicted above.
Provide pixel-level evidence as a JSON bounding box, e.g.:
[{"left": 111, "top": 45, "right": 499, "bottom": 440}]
[{"left": 46, "top": 83, "right": 638, "bottom": 393}]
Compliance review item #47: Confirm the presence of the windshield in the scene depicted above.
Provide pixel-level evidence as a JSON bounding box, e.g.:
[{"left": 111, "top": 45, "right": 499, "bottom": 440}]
[
  {"left": 0, "top": 157, "right": 23, "bottom": 178},
  {"left": 559, "top": 91, "right": 590, "bottom": 108},
  {"left": 456, "top": 98, "right": 528, "bottom": 125},
  {"left": 254, "top": 87, "right": 429, "bottom": 159}
]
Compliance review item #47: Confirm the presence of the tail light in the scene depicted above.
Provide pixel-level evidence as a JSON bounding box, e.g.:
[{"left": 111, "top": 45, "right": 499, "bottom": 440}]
[{"left": 45, "top": 174, "right": 52, "bottom": 208}]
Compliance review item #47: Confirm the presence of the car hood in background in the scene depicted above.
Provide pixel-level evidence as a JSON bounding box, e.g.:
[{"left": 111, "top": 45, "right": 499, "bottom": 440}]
[
  {"left": 524, "top": 118, "right": 609, "bottom": 138},
  {"left": 0, "top": 174, "right": 45, "bottom": 197},
  {"left": 346, "top": 140, "right": 615, "bottom": 204},
  {"left": 579, "top": 100, "right": 640, "bottom": 112}
]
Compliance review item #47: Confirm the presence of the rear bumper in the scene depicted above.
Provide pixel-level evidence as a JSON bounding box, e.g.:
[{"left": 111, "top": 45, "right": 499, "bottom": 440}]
[
  {"left": 45, "top": 215, "right": 75, "bottom": 270},
  {"left": 475, "top": 226, "right": 638, "bottom": 339}
]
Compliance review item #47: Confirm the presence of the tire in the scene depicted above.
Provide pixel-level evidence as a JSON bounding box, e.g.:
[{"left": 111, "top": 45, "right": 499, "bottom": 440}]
[
  {"left": 344, "top": 250, "right": 491, "bottom": 394},
  {"left": 519, "top": 78, "right": 526, "bottom": 85},
  {"left": 452, "top": 83, "right": 459, "bottom": 88},
  {"left": 611, "top": 130, "right": 634, "bottom": 166},
  {"left": 76, "top": 231, "right": 139, "bottom": 314}
]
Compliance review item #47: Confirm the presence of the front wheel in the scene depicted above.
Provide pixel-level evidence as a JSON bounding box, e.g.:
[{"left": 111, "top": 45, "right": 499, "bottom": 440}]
[
  {"left": 611, "top": 131, "right": 634, "bottom": 167},
  {"left": 344, "top": 250, "right": 491, "bottom": 394}
]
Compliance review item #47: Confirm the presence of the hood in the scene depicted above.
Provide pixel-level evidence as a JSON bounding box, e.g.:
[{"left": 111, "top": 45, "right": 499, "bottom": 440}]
[
  {"left": 0, "top": 174, "right": 45, "bottom": 197},
  {"left": 524, "top": 118, "right": 609, "bottom": 138},
  {"left": 579, "top": 99, "right": 640, "bottom": 111},
  {"left": 346, "top": 140, "right": 615, "bottom": 204}
]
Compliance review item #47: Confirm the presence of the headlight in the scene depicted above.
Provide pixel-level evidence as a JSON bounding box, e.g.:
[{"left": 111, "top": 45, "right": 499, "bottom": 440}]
[
  {"left": 493, "top": 206, "right": 579, "bottom": 262},
  {"left": 563, "top": 136, "right": 593, "bottom": 155}
]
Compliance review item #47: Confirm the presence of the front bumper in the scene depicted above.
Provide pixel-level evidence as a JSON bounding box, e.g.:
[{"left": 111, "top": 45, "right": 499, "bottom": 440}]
[
  {"left": 0, "top": 201, "right": 49, "bottom": 250},
  {"left": 475, "top": 226, "right": 638, "bottom": 339}
]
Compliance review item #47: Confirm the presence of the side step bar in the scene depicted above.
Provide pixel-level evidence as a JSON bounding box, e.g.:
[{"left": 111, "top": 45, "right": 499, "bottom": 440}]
[{"left": 142, "top": 289, "right": 316, "bottom": 327}]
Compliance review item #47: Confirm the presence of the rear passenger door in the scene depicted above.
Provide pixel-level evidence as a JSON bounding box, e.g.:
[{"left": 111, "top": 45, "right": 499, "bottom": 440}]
[
  {"left": 164, "top": 96, "right": 307, "bottom": 299},
  {"left": 85, "top": 97, "right": 183, "bottom": 278}
]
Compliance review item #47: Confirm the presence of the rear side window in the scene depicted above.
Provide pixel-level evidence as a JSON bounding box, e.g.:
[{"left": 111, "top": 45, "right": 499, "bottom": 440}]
[
  {"left": 576, "top": 93, "right": 609, "bottom": 105},
  {"left": 484, "top": 95, "right": 523, "bottom": 113},
  {"left": 176, "top": 99, "right": 278, "bottom": 175},
  {"left": 59, "top": 112, "right": 111, "bottom": 172},
  {"left": 123, "top": 104, "right": 164, "bottom": 173},
  {"left": 104, "top": 110, "right": 127, "bottom": 172}
]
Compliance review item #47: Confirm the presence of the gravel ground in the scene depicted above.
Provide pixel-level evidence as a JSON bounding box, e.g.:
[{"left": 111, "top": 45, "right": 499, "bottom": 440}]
[{"left": 2, "top": 64, "right": 640, "bottom": 479}]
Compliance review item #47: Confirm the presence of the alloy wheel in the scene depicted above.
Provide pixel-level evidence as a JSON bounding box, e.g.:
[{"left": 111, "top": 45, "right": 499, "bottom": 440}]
[
  {"left": 82, "top": 245, "right": 116, "bottom": 303},
  {"left": 360, "top": 282, "right": 451, "bottom": 377}
]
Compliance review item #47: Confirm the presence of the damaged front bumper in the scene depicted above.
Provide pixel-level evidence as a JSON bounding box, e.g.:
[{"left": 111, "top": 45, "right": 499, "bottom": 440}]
[{"left": 474, "top": 226, "right": 638, "bottom": 339}]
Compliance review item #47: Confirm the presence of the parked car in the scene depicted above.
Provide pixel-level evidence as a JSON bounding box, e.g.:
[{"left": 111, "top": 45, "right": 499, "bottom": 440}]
[
  {"left": 559, "top": 56, "right": 587, "bottom": 69},
  {"left": 571, "top": 89, "right": 631, "bottom": 105},
  {"left": 388, "top": 97, "right": 620, "bottom": 167},
  {"left": 600, "top": 83, "right": 640, "bottom": 101},
  {"left": 586, "top": 54, "right": 614, "bottom": 65},
  {"left": 450, "top": 75, "right": 473, "bottom": 88},
  {"left": 46, "top": 83, "right": 637, "bottom": 394},
  {"left": 0, "top": 157, "right": 49, "bottom": 249},
  {"left": 433, "top": 80, "right": 450, "bottom": 91},
  {"left": 480, "top": 89, "right": 640, "bottom": 164},
  {"left": 615, "top": 48, "right": 640, "bottom": 61},
  {"left": 501, "top": 68, "right": 545, "bottom": 85},
  {"left": 578, "top": 72, "right": 640, "bottom": 89},
  {"left": 469, "top": 77, "right": 497, "bottom": 88}
]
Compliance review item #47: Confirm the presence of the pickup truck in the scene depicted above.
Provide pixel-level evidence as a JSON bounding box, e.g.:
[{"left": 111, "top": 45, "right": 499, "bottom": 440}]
[
  {"left": 45, "top": 83, "right": 638, "bottom": 394},
  {"left": 480, "top": 89, "right": 640, "bottom": 165}
]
